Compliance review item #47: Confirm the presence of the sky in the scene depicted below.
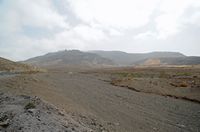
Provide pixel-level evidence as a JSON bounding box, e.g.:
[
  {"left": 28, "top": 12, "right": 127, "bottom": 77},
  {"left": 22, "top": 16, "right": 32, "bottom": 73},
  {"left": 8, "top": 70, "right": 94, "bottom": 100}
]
[{"left": 0, "top": 0, "right": 200, "bottom": 61}]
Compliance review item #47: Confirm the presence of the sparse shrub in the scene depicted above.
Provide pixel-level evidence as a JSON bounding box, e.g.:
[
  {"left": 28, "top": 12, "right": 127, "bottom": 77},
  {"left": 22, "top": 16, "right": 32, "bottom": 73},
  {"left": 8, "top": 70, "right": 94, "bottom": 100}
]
[
  {"left": 159, "top": 71, "right": 168, "bottom": 78},
  {"left": 170, "top": 83, "right": 178, "bottom": 87},
  {"left": 116, "top": 72, "right": 142, "bottom": 78},
  {"left": 193, "top": 75, "right": 198, "bottom": 78},
  {"left": 22, "top": 68, "right": 47, "bottom": 74},
  {"left": 110, "top": 79, "right": 123, "bottom": 85},
  {"left": 115, "top": 72, "right": 128, "bottom": 77},
  {"left": 179, "top": 83, "right": 188, "bottom": 87},
  {"left": 24, "top": 102, "right": 36, "bottom": 109},
  {"left": 175, "top": 72, "right": 191, "bottom": 76},
  {"left": 170, "top": 82, "right": 188, "bottom": 87},
  {"left": 132, "top": 73, "right": 142, "bottom": 78}
]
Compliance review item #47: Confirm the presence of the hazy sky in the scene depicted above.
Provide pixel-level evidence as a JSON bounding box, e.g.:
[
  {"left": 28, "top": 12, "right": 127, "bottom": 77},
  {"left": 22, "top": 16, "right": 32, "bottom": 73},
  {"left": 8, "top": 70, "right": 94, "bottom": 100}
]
[{"left": 0, "top": 0, "right": 200, "bottom": 60}]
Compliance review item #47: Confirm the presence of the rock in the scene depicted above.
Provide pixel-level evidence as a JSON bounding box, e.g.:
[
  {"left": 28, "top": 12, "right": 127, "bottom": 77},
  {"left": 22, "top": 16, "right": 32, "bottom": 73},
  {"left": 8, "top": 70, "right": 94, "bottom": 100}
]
[
  {"left": 20, "top": 95, "right": 31, "bottom": 99},
  {"left": 114, "top": 122, "right": 120, "bottom": 126},
  {"left": 27, "top": 109, "right": 37, "bottom": 114},
  {"left": 0, "top": 93, "right": 93, "bottom": 131},
  {"left": 177, "top": 124, "right": 186, "bottom": 128},
  {"left": 58, "top": 110, "right": 65, "bottom": 116},
  {"left": 107, "top": 122, "right": 112, "bottom": 125},
  {"left": 24, "top": 102, "right": 36, "bottom": 110},
  {"left": 0, "top": 119, "right": 10, "bottom": 127},
  {"left": 91, "top": 122, "right": 96, "bottom": 126}
]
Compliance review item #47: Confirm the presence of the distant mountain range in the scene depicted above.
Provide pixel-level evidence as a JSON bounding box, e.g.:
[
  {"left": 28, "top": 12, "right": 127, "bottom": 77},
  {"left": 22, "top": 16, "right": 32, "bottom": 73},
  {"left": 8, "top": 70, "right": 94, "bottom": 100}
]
[
  {"left": 90, "top": 51, "right": 186, "bottom": 65},
  {"left": 24, "top": 50, "right": 115, "bottom": 68},
  {"left": 22, "top": 50, "right": 200, "bottom": 67}
]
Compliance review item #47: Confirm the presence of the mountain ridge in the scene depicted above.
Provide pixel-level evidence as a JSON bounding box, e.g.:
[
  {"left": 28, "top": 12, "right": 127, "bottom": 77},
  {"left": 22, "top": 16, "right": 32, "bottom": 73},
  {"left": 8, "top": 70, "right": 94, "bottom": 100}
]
[
  {"left": 22, "top": 50, "right": 200, "bottom": 67},
  {"left": 24, "top": 50, "right": 115, "bottom": 68},
  {"left": 90, "top": 50, "right": 186, "bottom": 65}
]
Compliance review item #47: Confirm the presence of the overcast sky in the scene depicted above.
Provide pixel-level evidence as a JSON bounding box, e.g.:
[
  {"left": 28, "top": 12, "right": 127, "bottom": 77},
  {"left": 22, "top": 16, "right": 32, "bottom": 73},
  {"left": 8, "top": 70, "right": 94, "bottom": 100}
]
[{"left": 0, "top": 0, "right": 200, "bottom": 61}]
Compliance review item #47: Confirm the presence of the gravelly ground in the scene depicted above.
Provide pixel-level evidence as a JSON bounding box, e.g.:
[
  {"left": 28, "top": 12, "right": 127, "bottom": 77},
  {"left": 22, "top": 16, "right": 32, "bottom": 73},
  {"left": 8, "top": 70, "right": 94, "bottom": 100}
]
[
  {"left": 0, "top": 69, "right": 200, "bottom": 132},
  {"left": 0, "top": 93, "right": 93, "bottom": 132}
]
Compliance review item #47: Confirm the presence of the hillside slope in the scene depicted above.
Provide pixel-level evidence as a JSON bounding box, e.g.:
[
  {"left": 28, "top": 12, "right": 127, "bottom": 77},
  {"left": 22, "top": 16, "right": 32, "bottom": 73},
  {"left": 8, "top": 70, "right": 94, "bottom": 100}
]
[
  {"left": 0, "top": 93, "right": 92, "bottom": 132},
  {"left": 90, "top": 51, "right": 186, "bottom": 65},
  {"left": 24, "top": 50, "right": 115, "bottom": 68},
  {"left": 134, "top": 57, "right": 200, "bottom": 66},
  {"left": 0, "top": 57, "right": 33, "bottom": 71},
  {"left": 24, "top": 50, "right": 200, "bottom": 67}
]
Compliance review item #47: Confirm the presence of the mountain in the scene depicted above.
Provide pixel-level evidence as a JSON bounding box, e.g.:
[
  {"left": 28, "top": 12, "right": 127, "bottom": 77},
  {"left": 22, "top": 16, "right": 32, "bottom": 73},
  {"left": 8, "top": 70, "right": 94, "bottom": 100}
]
[
  {"left": 132, "top": 57, "right": 200, "bottom": 66},
  {"left": 24, "top": 50, "right": 115, "bottom": 68},
  {"left": 24, "top": 50, "right": 200, "bottom": 68},
  {"left": 159, "top": 57, "right": 200, "bottom": 65},
  {"left": 0, "top": 57, "right": 32, "bottom": 71},
  {"left": 90, "top": 51, "right": 186, "bottom": 65}
]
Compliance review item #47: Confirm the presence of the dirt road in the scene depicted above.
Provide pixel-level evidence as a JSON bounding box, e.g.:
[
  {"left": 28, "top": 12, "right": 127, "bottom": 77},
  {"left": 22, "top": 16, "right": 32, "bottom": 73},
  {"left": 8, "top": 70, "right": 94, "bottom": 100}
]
[{"left": 1, "top": 72, "right": 200, "bottom": 132}]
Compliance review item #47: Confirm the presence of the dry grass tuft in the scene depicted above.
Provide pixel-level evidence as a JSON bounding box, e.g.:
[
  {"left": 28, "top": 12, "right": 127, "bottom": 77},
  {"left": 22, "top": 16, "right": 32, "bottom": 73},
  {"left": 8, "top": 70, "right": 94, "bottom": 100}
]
[{"left": 170, "top": 82, "right": 188, "bottom": 87}]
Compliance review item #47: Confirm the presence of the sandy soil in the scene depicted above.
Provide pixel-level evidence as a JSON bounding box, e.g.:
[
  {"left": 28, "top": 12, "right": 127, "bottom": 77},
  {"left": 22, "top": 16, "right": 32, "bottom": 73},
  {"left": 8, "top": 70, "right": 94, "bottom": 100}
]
[{"left": 0, "top": 67, "right": 200, "bottom": 132}]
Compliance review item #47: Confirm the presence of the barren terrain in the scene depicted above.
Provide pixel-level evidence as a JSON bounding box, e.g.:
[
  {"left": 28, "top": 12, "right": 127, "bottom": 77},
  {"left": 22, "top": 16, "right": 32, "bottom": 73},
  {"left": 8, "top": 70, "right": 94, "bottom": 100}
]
[
  {"left": 0, "top": 66, "right": 200, "bottom": 132},
  {"left": 89, "top": 66, "right": 200, "bottom": 103},
  {"left": 0, "top": 93, "right": 92, "bottom": 132}
]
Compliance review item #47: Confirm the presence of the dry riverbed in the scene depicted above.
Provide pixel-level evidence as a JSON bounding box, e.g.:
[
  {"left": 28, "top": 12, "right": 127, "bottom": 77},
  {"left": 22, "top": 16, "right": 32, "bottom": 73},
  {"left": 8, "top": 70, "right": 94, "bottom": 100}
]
[{"left": 0, "top": 67, "right": 200, "bottom": 132}]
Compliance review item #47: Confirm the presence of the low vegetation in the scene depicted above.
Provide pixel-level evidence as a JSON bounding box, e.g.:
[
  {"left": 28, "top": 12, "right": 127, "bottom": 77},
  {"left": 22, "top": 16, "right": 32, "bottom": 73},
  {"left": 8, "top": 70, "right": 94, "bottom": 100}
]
[
  {"left": 97, "top": 67, "right": 200, "bottom": 102},
  {"left": 24, "top": 102, "right": 36, "bottom": 110}
]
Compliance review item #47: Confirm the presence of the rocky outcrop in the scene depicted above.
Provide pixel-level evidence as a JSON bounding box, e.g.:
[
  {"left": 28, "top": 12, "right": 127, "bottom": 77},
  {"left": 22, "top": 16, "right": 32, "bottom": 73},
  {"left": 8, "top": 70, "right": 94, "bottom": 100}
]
[{"left": 0, "top": 93, "right": 92, "bottom": 132}]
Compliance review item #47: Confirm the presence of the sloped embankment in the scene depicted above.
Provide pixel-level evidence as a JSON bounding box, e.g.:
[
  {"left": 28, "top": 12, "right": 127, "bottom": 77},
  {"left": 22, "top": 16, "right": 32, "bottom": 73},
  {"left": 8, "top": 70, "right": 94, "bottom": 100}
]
[{"left": 0, "top": 93, "right": 92, "bottom": 132}]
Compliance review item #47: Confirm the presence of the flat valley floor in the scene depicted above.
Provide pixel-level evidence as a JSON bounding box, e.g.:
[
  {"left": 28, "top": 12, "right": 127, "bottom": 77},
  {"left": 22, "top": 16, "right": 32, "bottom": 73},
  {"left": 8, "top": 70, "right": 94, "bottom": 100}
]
[{"left": 0, "top": 67, "right": 200, "bottom": 132}]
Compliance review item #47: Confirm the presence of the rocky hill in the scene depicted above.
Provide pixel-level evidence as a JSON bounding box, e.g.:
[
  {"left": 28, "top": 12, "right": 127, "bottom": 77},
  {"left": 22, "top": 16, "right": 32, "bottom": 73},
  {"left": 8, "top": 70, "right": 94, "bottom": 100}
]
[
  {"left": 91, "top": 51, "right": 200, "bottom": 66},
  {"left": 24, "top": 50, "right": 115, "bottom": 68},
  {"left": 0, "top": 57, "right": 33, "bottom": 71},
  {"left": 133, "top": 57, "right": 200, "bottom": 66},
  {"left": 90, "top": 51, "right": 186, "bottom": 65},
  {"left": 24, "top": 50, "right": 200, "bottom": 67},
  {"left": 159, "top": 57, "right": 200, "bottom": 65}
]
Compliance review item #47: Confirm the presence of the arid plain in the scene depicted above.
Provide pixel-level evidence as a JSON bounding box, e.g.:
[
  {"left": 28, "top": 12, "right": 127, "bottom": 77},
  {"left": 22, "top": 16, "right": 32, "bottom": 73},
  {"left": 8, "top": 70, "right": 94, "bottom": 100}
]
[{"left": 1, "top": 65, "right": 200, "bottom": 132}]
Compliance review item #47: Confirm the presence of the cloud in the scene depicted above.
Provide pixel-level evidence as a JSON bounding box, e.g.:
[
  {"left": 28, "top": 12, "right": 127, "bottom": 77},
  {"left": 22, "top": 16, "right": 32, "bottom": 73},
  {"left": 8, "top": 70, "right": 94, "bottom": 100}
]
[
  {"left": 73, "top": 25, "right": 107, "bottom": 41},
  {"left": 68, "top": 0, "right": 159, "bottom": 29},
  {"left": 37, "top": 24, "right": 108, "bottom": 50},
  {"left": 0, "top": 0, "right": 68, "bottom": 35},
  {"left": 68, "top": 0, "right": 200, "bottom": 39},
  {"left": 155, "top": 0, "right": 200, "bottom": 39},
  {"left": 0, "top": 0, "right": 200, "bottom": 60},
  {"left": 134, "top": 31, "right": 157, "bottom": 39}
]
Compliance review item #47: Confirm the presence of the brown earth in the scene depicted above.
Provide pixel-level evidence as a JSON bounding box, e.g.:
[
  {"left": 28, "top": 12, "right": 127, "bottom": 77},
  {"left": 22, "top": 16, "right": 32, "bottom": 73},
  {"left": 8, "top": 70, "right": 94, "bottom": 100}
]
[
  {"left": 89, "top": 66, "right": 200, "bottom": 103},
  {"left": 0, "top": 57, "right": 31, "bottom": 72},
  {"left": 0, "top": 66, "right": 200, "bottom": 132}
]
